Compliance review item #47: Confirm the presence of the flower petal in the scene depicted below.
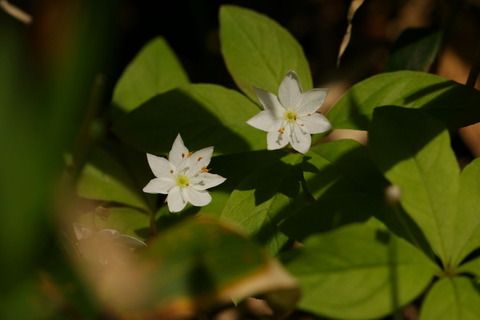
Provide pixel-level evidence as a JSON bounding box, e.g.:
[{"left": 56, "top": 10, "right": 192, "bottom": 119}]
[
  {"left": 296, "top": 88, "right": 328, "bottom": 114},
  {"left": 143, "top": 177, "right": 175, "bottom": 194},
  {"left": 267, "top": 127, "right": 290, "bottom": 150},
  {"left": 168, "top": 134, "right": 189, "bottom": 167},
  {"left": 289, "top": 124, "right": 311, "bottom": 154},
  {"left": 253, "top": 87, "right": 284, "bottom": 112},
  {"left": 278, "top": 71, "right": 303, "bottom": 109},
  {"left": 185, "top": 146, "right": 214, "bottom": 176},
  {"left": 190, "top": 173, "right": 226, "bottom": 190},
  {"left": 73, "top": 223, "right": 95, "bottom": 241},
  {"left": 116, "top": 235, "right": 147, "bottom": 248},
  {"left": 147, "top": 153, "right": 174, "bottom": 178},
  {"left": 167, "top": 186, "right": 187, "bottom": 212},
  {"left": 182, "top": 187, "right": 212, "bottom": 207},
  {"left": 247, "top": 110, "right": 283, "bottom": 132},
  {"left": 299, "top": 113, "right": 332, "bottom": 134}
]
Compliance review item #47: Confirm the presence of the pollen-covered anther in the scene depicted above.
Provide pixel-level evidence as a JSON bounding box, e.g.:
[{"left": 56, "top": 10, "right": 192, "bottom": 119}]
[
  {"left": 181, "top": 153, "right": 185, "bottom": 158},
  {"left": 307, "top": 113, "right": 312, "bottom": 116},
  {"left": 278, "top": 128, "right": 285, "bottom": 134},
  {"left": 170, "top": 169, "right": 174, "bottom": 173},
  {"left": 186, "top": 183, "right": 190, "bottom": 186},
  {"left": 201, "top": 166, "right": 210, "bottom": 172},
  {"left": 197, "top": 157, "right": 203, "bottom": 161},
  {"left": 187, "top": 152, "right": 193, "bottom": 157}
]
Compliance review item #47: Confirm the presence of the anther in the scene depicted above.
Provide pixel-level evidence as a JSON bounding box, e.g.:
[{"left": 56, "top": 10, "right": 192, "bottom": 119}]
[
  {"left": 198, "top": 157, "right": 203, "bottom": 161},
  {"left": 181, "top": 153, "right": 185, "bottom": 158},
  {"left": 201, "top": 166, "right": 210, "bottom": 172},
  {"left": 170, "top": 169, "right": 174, "bottom": 173},
  {"left": 307, "top": 113, "right": 312, "bottom": 116},
  {"left": 186, "top": 183, "right": 190, "bottom": 186},
  {"left": 187, "top": 152, "right": 193, "bottom": 157}
]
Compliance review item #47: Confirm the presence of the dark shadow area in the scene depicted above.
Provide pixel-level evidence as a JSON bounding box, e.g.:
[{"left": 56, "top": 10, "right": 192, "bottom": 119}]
[{"left": 111, "top": 88, "right": 253, "bottom": 155}]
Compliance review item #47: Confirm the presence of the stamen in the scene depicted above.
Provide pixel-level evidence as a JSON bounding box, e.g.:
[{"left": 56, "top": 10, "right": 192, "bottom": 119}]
[
  {"left": 186, "top": 183, "right": 190, "bottom": 186},
  {"left": 307, "top": 114, "right": 312, "bottom": 116},
  {"left": 278, "top": 128, "right": 285, "bottom": 134},
  {"left": 198, "top": 157, "right": 203, "bottom": 161},
  {"left": 187, "top": 152, "right": 193, "bottom": 157},
  {"left": 170, "top": 169, "right": 174, "bottom": 173},
  {"left": 300, "top": 124, "right": 304, "bottom": 127},
  {"left": 181, "top": 153, "right": 185, "bottom": 158},
  {"left": 201, "top": 166, "right": 210, "bottom": 172}
]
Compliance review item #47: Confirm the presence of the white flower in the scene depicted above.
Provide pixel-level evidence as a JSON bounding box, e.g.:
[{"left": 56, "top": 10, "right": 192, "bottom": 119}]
[
  {"left": 73, "top": 223, "right": 146, "bottom": 265},
  {"left": 143, "top": 134, "right": 226, "bottom": 212},
  {"left": 247, "top": 71, "right": 332, "bottom": 154}
]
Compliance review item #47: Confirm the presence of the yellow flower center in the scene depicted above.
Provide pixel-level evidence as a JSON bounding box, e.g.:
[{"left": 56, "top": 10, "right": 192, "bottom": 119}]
[
  {"left": 176, "top": 175, "right": 190, "bottom": 187},
  {"left": 284, "top": 110, "right": 297, "bottom": 122}
]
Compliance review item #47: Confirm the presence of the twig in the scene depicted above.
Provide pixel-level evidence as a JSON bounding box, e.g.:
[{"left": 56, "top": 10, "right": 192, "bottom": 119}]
[
  {"left": 0, "top": 0, "right": 32, "bottom": 24},
  {"left": 337, "top": 0, "right": 365, "bottom": 67},
  {"left": 466, "top": 39, "right": 480, "bottom": 87}
]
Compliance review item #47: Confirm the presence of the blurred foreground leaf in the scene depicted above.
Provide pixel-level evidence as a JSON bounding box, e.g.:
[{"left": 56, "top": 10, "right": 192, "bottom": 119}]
[{"left": 88, "top": 218, "right": 299, "bottom": 319}]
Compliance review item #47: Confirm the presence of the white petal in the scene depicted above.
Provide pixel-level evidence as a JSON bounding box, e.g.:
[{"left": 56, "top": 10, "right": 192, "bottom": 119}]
[
  {"left": 278, "top": 71, "right": 303, "bottom": 109},
  {"left": 185, "top": 146, "right": 214, "bottom": 176},
  {"left": 190, "top": 173, "right": 226, "bottom": 190},
  {"left": 253, "top": 87, "right": 284, "bottom": 112},
  {"left": 73, "top": 223, "right": 94, "bottom": 241},
  {"left": 289, "top": 124, "right": 311, "bottom": 154},
  {"left": 182, "top": 187, "right": 212, "bottom": 207},
  {"left": 296, "top": 89, "right": 328, "bottom": 114},
  {"left": 267, "top": 127, "right": 290, "bottom": 150},
  {"left": 143, "top": 177, "right": 175, "bottom": 194},
  {"left": 147, "top": 153, "right": 174, "bottom": 178},
  {"left": 167, "top": 186, "right": 187, "bottom": 212},
  {"left": 298, "top": 113, "right": 332, "bottom": 134},
  {"left": 168, "top": 134, "right": 189, "bottom": 167},
  {"left": 116, "top": 235, "right": 147, "bottom": 248},
  {"left": 247, "top": 110, "right": 283, "bottom": 132}
]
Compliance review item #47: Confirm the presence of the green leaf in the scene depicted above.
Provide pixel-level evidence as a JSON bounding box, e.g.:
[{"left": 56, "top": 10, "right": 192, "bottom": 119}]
[
  {"left": 386, "top": 28, "right": 442, "bottom": 72},
  {"left": 419, "top": 277, "right": 480, "bottom": 320},
  {"left": 76, "top": 206, "right": 151, "bottom": 241},
  {"left": 112, "top": 37, "right": 189, "bottom": 113},
  {"left": 452, "top": 158, "right": 480, "bottom": 264},
  {"left": 281, "top": 139, "right": 388, "bottom": 239},
  {"left": 93, "top": 218, "right": 299, "bottom": 318},
  {"left": 112, "top": 84, "right": 266, "bottom": 155},
  {"left": 370, "top": 106, "right": 459, "bottom": 266},
  {"left": 284, "top": 223, "right": 437, "bottom": 319},
  {"left": 77, "top": 147, "right": 151, "bottom": 212},
  {"left": 327, "top": 71, "right": 480, "bottom": 130},
  {"left": 220, "top": 5, "right": 312, "bottom": 101},
  {"left": 458, "top": 256, "right": 480, "bottom": 278},
  {"left": 220, "top": 153, "right": 303, "bottom": 255}
]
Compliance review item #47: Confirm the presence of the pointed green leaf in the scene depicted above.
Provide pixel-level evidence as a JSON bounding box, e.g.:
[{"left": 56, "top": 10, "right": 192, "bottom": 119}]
[
  {"left": 370, "top": 106, "right": 459, "bottom": 266},
  {"left": 112, "top": 84, "right": 266, "bottom": 155},
  {"left": 458, "top": 256, "right": 480, "bottom": 278},
  {"left": 93, "top": 218, "right": 299, "bottom": 318},
  {"left": 220, "top": 5, "right": 312, "bottom": 101},
  {"left": 328, "top": 71, "right": 480, "bottom": 130},
  {"left": 77, "top": 147, "right": 151, "bottom": 212},
  {"left": 452, "top": 158, "right": 480, "bottom": 264},
  {"left": 112, "top": 37, "right": 189, "bottom": 113},
  {"left": 220, "top": 154, "right": 303, "bottom": 255},
  {"left": 419, "top": 277, "right": 480, "bottom": 320},
  {"left": 284, "top": 223, "right": 437, "bottom": 319},
  {"left": 386, "top": 28, "right": 442, "bottom": 72}
]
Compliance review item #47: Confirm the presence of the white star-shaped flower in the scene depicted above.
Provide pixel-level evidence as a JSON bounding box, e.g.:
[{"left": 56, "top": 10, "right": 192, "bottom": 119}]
[
  {"left": 247, "top": 71, "right": 332, "bottom": 154},
  {"left": 143, "top": 134, "right": 226, "bottom": 213}
]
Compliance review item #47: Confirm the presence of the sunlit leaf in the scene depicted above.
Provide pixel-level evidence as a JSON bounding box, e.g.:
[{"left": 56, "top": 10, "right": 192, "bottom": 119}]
[
  {"left": 419, "top": 277, "right": 480, "bottom": 320},
  {"left": 370, "top": 106, "right": 459, "bottom": 266},
  {"left": 112, "top": 84, "right": 266, "bottom": 155},
  {"left": 220, "top": 5, "right": 312, "bottom": 102},
  {"left": 328, "top": 71, "right": 480, "bottom": 130},
  {"left": 284, "top": 223, "right": 437, "bottom": 319},
  {"left": 112, "top": 37, "right": 189, "bottom": 113},
  {"left": 220, "top": 153, "right": 303, "bottom": 255}
]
